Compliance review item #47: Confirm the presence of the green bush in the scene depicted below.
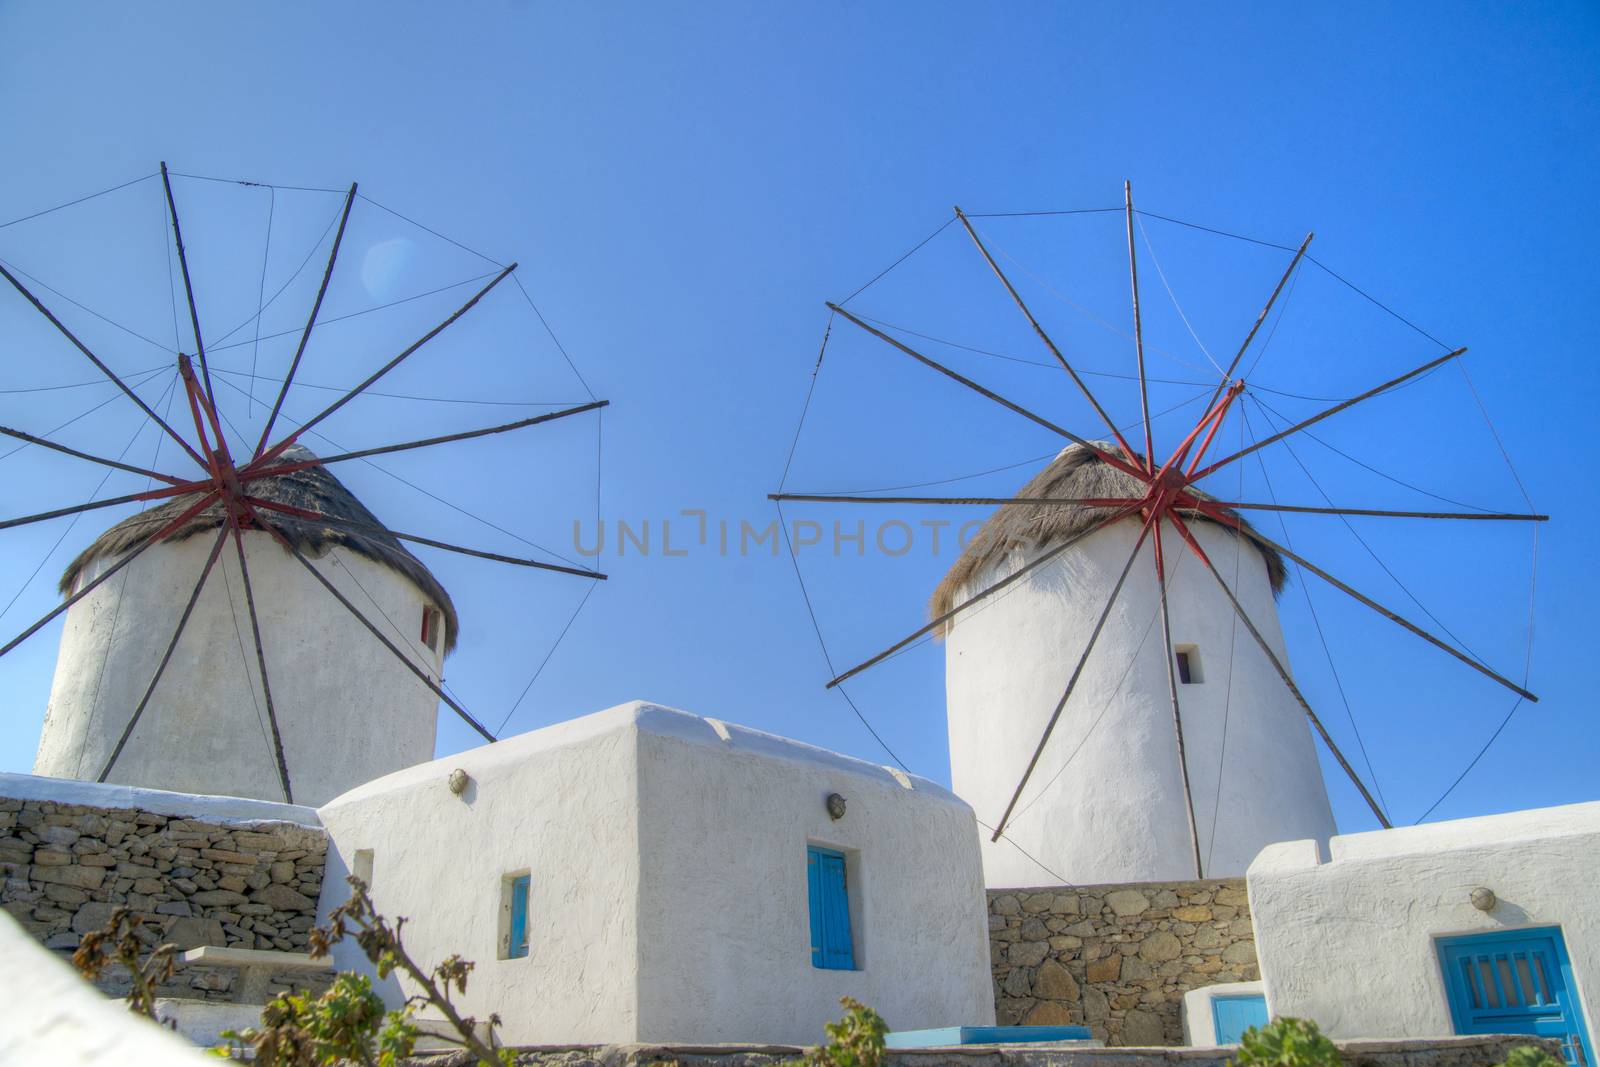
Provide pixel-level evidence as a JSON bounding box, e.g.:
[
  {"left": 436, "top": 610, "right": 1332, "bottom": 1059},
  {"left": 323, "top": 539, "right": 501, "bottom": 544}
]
[
  {"left": 215, "top": 973, "right": 417, "bottom": 1067},
  {"left": 1229, "top": 1017, "right": 1340, "bottom": 1067},
  {"left": 811, "top": 997, "right": 889, "bottom": 1067},
  {"left": 1493, "top": 1045, "right": 1565, "bottom": 1067}
]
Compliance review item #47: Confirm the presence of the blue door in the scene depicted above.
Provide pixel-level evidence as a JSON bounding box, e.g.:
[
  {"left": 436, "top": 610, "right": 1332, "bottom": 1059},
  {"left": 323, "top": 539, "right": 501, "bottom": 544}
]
[
  {"left": 1438, "top": 928, "right": 1592, "bottom": 1067},
  {"left": 807, "top": 846, "right": 855, "bottom": 970},
  {"left": 1212, "top": 994, "right": 1269, "bottom": 1044}
]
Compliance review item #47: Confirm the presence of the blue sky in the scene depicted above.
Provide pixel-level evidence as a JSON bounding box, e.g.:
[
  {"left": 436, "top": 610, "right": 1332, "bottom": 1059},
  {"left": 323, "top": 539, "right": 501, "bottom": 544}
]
[{"left": 0, "top": 3, "right": 1595, "bottom": 839}]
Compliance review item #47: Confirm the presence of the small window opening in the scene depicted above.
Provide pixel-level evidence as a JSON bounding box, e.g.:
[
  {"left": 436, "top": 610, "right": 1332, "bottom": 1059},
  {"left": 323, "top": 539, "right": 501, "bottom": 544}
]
[
  {"left": 1175, "top": 645, "right": 1203, "bottom": 684},
  {"left": 500, "top": 873, "right": 531, "bottom": 960},
  {"left": 807, "top": 845, "right": 856, "bottom": 970},
  {"left": 352, "top": 849, "right": 374, "bottom": 891},
  {"left": 420, "top": 606, "right": 442, "bottom": 652}
]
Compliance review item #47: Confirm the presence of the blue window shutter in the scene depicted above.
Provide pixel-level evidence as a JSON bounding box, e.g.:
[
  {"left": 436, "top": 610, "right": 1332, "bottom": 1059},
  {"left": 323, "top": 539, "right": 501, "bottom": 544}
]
[
  {"left": 509, "top": 875, "right": 531, "bottom": 959},
  {"left": 808, "top": 846, "right": 855, "bottom": 970},
  {"left": 1212, "top": 995, "right": 1268, "bottom": 1044}
]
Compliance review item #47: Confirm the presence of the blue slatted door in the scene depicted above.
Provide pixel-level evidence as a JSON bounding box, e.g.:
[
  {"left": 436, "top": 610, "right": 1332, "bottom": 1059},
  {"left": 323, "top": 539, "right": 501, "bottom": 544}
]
[
  {"left": 1212, "top": 994, "right": 1269, "bottom": 1045},
  {"left": 807, "top": 846, "right": 855, "bottom": 970},
  {"left": 1439, "top": 930, "right": 1592, "bottom": 1067},
  {"left": 508, "top": 875, "right": 530, "bottom": 959}
]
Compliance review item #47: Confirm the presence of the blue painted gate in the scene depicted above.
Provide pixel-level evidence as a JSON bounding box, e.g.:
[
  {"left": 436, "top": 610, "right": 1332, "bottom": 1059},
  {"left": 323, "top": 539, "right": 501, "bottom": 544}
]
[
  {"left": 1212, "top": 994, "right": 1269, "bottom": 1044},
  {"left": 1438, "top": 928, "right": 1592, "bottom": 1067}
]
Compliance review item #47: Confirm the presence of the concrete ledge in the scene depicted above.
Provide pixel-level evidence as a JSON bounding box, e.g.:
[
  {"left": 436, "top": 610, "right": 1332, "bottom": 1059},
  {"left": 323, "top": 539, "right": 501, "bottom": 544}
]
[
  {"left": 182, "top": 946, "right": 330, "bottom": 971},
  {"left": 397, "top": 1035, "right": 1564, "bottom": 1067},
  {"left": 0, "top": 770, "right": 321, "bottom": 827},
  {"left": 181, "top": 946, "right": 330, "bottom": 1002}
]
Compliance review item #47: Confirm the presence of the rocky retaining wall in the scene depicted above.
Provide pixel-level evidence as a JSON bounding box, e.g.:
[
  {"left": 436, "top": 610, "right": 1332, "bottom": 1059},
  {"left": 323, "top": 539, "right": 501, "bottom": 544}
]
[
  {"left": 400, "top": 1036, "right": 1561, "bottom": 1067},
  {"left": 0, "top": 788, "right": 330, "bottom": 1003},
  {"left": 989, "top": 879, "right": 1257, "bottom": 1046}
]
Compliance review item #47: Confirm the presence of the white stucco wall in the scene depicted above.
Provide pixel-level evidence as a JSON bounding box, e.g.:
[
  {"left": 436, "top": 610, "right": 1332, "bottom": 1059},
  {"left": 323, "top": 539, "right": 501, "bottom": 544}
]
[
  {"left": 314, "top": 701, "right": 994, "bottom": 1046},
  {"left": 34, "top": 530, "right": 444, "bottom": 807},
  {"left": 0, "top": 908, "right": 213, "bottom": 1065},
  {"left": 632, "top": 709, "right": 993, "bottom": 1044},
  {"left": 1248, "top": 802, "right": 1600, "bottom": 1042},
  {"left": 944, "top": 516, "right": 1335, "bottom": 887}
]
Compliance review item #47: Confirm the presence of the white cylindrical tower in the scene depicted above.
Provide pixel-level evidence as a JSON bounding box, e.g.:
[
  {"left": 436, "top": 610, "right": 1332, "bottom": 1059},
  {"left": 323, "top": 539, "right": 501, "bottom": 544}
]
[
  {"left": 941, "top": 444, "right": 1335, "bottom": 886},
  {"left": 33, "top": 447, "right": 454, "bottom": 807}
]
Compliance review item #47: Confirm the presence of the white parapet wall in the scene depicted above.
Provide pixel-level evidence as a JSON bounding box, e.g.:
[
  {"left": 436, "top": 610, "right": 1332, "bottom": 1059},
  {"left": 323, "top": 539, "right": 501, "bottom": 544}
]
[
  {"left": 1247, "top": 801, "right": 1600, "bottom": 1041},
  {"left": 315, "top": 700, "right": 995, "bottom": 1046}
]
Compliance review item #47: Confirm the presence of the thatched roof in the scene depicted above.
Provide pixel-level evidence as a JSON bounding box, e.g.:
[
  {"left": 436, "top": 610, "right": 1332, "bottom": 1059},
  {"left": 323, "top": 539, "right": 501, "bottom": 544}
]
[
  {"left": 930, "top": 442, "right": 1287, "bottom": 620},
  {"left": 60, "top": 445, "right": 457, "bottom": 654}
]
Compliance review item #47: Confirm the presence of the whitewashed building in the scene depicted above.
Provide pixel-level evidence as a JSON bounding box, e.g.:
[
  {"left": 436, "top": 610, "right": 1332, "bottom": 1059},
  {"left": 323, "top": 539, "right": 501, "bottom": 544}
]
[
  {"left": 316, "top": 701, "right": 995, "bottom": 1046},
  {"left": 1247, "top": 802, "right": 1599, "bottom": 1065}
]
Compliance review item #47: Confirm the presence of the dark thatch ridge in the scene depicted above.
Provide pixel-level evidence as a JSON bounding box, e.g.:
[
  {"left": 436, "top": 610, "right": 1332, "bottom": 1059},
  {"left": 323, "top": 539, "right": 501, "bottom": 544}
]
[
  {"left": 59, "top": 445, "right": 457, "bottom": 654},
  {"left": 930, "top": 442, "right": 1287, "bottom": 621}
]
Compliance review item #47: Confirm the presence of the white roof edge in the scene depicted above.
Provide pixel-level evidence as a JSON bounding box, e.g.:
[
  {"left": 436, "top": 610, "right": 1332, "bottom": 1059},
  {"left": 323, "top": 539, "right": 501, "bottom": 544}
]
[
  {"left": 631, "top": 702, "right": 960, "bottom": 803},
  {"left": 321, "top": 701, "right": 966, "bottom": 811},
  {"left": 1326, "top": 800, "right": 1600, "bottom": 863},
  {"left": 0, "top": 771, "right": 322, "bottom": 828}
]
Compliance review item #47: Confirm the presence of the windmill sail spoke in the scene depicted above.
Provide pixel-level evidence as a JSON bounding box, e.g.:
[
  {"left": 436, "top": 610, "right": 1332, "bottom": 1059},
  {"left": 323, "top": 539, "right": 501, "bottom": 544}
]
[
  {"left": 244, "top": 400, "right": 608, "bottom": 478},
  {"left": 953, "top": 206, "right": 1138, "bottom": 460},
  {"left": 97, "top": 524, "right": 230, "bottom": 782},
  {"left": 279, "top": 537, "right": 498, "bottom": 743},
  {"left": 771, "top": 493, "right": 1143, "bottom": 508},
  {"left": 0, "top": 424, "right": 188, "bottom": 485},
  {"left": 242, "top": 496, "right": 606, "bottom": 579},
  {"left": 1153, "top": 525, "right": 1204, "bottom": 878},
  {"left": 991, "top": 515, "right": 1155, "bottom": 841},
  {"left": 1189, "top": 499, "right": 1537, "bottom": 701},
  {"left": 160, "top": 162, "right": 219, "bottom": 415},
  {"left": 1190, "top": 348, "right": 1467, "bottom": 481},
  {"left": 255, "top": 262, "right": 519, "bottom": 468},
  {"left": 1187, "top": 527, "right": 1393, "bottom": 828},
  {"left": 0, "top": 489, "right": 220, "bottom": 658},
  {"left": 229, "top": 524, "right": 294, "bottom": 803},
  {"left": 0, "top": 263, "right": 205, "bottom": 470},
  {"left": 1191, "top": 500, "right": 1548, "bottom": 522},
  {"left": 825, "top": 301, "right": 1148, "bottom": 479},
  {"left": 827, "top": 504, "right": 1141, "bottom": 690},
  {"left": 255, "top": 182, "right": 359, "bottom": 459},
  {"left": 1201, "top": 232, "right": 1313, "bottom": 417},
  {"left": 1124, "top": 182, "right": 1155, "bottom": 472}
]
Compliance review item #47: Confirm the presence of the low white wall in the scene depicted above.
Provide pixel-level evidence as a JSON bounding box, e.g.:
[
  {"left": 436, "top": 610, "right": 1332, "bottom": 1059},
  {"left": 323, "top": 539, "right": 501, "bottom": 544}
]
[
  {"left": 0, "top": 908, "right": 212, "bottom": 1065},
  {"left": 0, "top": 769, "right": 321, "bottom": 827},
  {"left": 1248, "top": 802, "right": 1600, "bottom": 1040},
  {"left": 314, "top": 701, "right": 994, "bottom": 1046},
  {"left": 633, "top": 708, "right": 994, "bottom": 1044}
]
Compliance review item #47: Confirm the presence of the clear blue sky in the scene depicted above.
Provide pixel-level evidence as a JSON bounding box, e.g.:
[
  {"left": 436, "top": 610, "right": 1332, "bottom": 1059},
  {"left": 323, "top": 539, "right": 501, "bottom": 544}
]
[{"left": 0, "top": 3, "right": 1595, "bottom": 838}]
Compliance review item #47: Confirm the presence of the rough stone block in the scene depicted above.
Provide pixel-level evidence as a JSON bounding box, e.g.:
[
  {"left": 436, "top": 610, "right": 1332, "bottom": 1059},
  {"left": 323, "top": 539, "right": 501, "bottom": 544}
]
[
  {"left": 1086, "top": 954, "right": 1122, "bottom": 982},
  {"left": 190, "top": 889, "right": 249, "bottom": 907},
  {"left": 1138, "top": 931, "right": 1182, "bottom": 963},
  {"left": 1105, "top": 889, "right": 1150, "bottom": 917},
  {"left": 1023, "top": 1000, "right": 1073, "bottom": 1026},
  {"left": 31, "top": 863, "right": 106, "bottom": 890},
  {"left": 1034, "top": 959, "right": 1079, "bottom": 1001},
  {"left": 251, "top": 884, "right": 316, "bottom": 912}
]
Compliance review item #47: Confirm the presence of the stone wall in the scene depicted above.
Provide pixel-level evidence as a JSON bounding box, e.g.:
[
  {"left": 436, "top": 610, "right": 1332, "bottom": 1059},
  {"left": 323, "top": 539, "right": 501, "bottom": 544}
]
[
  {"left": 989, "top": 879, "right": 1257, "bottom": 1046},
  {"left": 0, "top": 791, "right": 330, "bottom": 1003}
]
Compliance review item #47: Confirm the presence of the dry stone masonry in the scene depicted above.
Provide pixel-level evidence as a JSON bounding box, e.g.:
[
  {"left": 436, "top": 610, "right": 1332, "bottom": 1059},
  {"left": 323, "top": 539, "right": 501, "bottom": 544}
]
[
  {"left": 0, "top": 791, "right": 330, "bottom": 1002},
  {"left": 989, "top": 878, "right": 1258, "bottom": 1046}
]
